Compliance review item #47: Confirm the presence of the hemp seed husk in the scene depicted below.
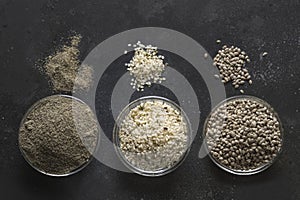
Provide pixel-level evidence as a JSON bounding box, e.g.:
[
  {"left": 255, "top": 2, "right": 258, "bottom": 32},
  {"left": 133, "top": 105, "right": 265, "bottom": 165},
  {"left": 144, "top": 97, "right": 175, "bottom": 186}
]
[{"left": 19, "top": 95, "right": 99, "bottom": 175}]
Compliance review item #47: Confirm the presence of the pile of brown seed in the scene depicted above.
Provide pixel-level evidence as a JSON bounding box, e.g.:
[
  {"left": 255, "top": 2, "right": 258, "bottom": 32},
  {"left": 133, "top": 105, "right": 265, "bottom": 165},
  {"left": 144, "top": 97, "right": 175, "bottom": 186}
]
[
  {"left": 205, "top": 97, "right": 282, "bottom": 171},
  {"left": 213, "top": 45, "right": 252, "bottom": 93}
]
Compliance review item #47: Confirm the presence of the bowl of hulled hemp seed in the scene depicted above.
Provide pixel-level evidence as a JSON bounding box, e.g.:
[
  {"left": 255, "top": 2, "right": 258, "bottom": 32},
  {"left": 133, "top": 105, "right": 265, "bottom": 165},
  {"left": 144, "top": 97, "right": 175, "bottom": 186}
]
[
  {"left": 204, "top": 95, "right": 283, "bottom": 175},
  {"left": 113, "top": 96, "right": 192, "bottom": 177}
]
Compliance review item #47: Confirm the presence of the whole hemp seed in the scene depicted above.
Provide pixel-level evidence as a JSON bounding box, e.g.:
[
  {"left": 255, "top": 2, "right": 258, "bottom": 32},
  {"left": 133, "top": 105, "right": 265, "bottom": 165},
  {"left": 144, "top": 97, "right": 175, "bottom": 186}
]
[
  {"left": 205, "top": 97, "right": 282, "bottom": 171},
  {"left": 262, "top": 52, "right": 268, "bottom": 57},
  {"left": 213, "top": 45, "right": 252, "bottom": 93},
  {"left": 19, "top": 95, "right": 99, "bottom": 175}
]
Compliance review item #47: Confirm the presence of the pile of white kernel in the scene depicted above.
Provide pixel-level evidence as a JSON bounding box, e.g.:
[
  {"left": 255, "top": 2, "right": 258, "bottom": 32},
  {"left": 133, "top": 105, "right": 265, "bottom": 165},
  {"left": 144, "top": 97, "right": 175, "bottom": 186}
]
[
  {"left": 118, "top": 99, "right": 189, "bottom": 171},
  {"left": 125, "top": 41, "right": 167, "bottom": 91}
]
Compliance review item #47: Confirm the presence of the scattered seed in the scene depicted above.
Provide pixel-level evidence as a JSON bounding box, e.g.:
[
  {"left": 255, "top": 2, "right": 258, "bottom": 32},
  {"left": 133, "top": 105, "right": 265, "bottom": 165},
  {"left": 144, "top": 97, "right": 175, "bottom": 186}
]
[
  {"left": 125, "top": 42, "right": 167, "bottom": 91},
  {"left": 216, "top": 39, "right": 221, "bottom": 44},
  {"left": 213, "top": 45, "right": 252, "bottom": 90},
  {"left": 262, "top": 52, "right": 268, "bottom": 57}
]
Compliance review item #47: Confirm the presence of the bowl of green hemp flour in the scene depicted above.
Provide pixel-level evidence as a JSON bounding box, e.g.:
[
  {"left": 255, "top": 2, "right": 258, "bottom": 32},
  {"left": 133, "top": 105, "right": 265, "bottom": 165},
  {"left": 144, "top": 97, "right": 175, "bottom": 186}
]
[
  {"left": 113, "top": 96, "right": 192, "bottom": 177},
  {"left": 204, "top": 95, "right": 283, "bottom": 175},
  {"left": 19, "top": 95, "right": 99, "bottom": 177}
]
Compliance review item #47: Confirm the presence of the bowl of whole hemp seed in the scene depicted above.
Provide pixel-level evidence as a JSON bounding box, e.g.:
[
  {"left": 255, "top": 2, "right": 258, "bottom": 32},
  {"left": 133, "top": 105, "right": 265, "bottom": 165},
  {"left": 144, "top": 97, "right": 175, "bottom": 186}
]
[{"left": 204, "top": 95, "right": 283, "bottom": 175}]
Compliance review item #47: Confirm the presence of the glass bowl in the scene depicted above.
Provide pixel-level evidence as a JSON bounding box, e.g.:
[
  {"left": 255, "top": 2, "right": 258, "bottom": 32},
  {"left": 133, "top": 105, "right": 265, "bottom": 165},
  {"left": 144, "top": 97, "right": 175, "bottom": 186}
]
[
  {"left": 18, "top": 95, "right": 100, "bottom": 177},
  {"left": 113, "top": 96, "right": 192, "bottom": 177},
  {"left": 203, "top": 95, "right": 284, "bottom": 175}
]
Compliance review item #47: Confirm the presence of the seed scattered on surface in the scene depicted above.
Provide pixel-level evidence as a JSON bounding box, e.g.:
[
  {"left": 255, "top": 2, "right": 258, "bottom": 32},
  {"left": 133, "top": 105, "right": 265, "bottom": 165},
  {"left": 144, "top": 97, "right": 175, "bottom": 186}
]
[
  {"left": 240, "top": 89, "right": 244, "bottom": 94},
  {"left": 262, "top": 52, "right": 268, "bottom": 57},
  {"left": 213, "top": 45, "right": 252, "bottom": 91},
  {"left": 205, "top": 97, "right": 282, "bottom": 171},
  {"left": 125, "top": 42, "right": 167, "bottom": 91},
  {"left": 216, "top": 39, "right": 221, "bottom": 44},
  {"left": 204, "top": 53, "right": 208, "bottom": 58},
  {"left": 117, "top": 99, "right": 189, "bottom": 171}
]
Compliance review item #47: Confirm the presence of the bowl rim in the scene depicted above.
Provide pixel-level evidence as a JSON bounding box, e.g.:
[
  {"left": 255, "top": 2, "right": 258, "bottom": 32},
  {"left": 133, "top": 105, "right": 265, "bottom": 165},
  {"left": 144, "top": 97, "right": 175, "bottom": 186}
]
[
  {"left": 18, "top": 94, "right": 100, "bottom": 177},
  {"left": 203, "top": 95, "right": 284, "bottom": 175},
  {"left": 113, "top": 95, "right": 193, "bottom": 177}
]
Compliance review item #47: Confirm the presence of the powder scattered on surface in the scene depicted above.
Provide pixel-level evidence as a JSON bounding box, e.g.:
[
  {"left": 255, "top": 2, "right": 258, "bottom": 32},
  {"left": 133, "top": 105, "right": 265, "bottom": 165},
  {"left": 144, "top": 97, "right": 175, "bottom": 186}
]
[
  {"left": 19, "top": 95, "right": 99, "bottom": 175},
  {"left": 74, "top": 64, "right": 94, "bottom": 91},
  {"left": 43, "top": 34, "right": 93, "bottom": 93}
]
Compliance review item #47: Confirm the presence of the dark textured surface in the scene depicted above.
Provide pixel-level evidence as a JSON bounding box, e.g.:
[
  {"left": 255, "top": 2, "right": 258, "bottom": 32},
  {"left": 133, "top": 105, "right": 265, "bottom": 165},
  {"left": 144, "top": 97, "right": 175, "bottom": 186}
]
[{"left": 0, "top": 0, "right": 299, "bottom": 200}]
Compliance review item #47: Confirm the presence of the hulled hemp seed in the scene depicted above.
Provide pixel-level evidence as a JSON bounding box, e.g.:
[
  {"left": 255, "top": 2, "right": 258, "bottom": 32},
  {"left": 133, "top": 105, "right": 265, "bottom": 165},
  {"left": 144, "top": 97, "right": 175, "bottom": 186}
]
[
  {"left": 116, "top": 98, "right": 190, "bottom": 173},
  {"left": 125, "top": 42, "right": 167, "bottom": 91}
]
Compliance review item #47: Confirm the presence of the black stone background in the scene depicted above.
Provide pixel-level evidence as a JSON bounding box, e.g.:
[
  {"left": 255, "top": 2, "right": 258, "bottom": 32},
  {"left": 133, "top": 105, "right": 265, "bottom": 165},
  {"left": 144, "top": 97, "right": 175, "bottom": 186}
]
[{"left": 0, "top": 0, "right": 299, "bottom": 200}]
